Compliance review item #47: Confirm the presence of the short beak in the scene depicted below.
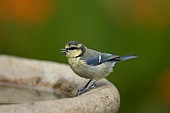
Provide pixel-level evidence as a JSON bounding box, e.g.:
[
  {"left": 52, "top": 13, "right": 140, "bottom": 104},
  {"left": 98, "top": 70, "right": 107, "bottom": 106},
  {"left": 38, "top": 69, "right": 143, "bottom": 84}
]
[{"left": 60, "top": 48, "right": 67, "bottom": 54}]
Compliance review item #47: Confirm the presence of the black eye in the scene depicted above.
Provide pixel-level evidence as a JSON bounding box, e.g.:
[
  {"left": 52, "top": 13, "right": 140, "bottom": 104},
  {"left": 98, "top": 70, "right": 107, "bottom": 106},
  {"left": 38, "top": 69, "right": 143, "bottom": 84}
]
[{"left": 68, "top": 47, "right": 78, "bottom": 50}]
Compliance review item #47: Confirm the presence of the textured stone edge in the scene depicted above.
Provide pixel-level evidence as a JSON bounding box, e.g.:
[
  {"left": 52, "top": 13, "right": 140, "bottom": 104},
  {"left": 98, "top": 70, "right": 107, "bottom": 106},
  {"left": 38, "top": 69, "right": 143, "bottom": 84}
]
[{"left": 0, "top": 55, "right": 120, "bottom": 113}]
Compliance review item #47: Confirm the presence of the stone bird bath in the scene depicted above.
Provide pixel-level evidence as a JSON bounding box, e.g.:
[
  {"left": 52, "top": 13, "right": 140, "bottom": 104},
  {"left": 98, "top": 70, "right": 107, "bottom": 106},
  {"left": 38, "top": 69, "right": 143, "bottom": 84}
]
[{"left": 0, "top": 55, "right": 120, "bottom": 113}]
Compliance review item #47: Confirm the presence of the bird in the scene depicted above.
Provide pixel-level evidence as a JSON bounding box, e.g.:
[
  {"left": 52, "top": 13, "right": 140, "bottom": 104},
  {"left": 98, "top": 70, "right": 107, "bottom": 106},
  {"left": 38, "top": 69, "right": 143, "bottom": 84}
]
[{"left": 61, "top": 41, "right": 137, "bottom": 96}]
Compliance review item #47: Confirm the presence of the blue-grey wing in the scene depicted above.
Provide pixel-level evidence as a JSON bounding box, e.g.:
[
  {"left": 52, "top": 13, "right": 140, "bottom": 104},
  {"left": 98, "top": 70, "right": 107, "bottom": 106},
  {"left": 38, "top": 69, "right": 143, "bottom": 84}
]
[{"left": 83, "top": 53, "right": 117, "bottom": 66}]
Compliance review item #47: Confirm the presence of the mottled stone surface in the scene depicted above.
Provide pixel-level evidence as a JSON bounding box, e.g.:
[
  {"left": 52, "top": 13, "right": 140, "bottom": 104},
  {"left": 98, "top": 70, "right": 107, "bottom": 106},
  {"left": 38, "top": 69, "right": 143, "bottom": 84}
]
[{"left": 0, "top": 55, "right": 120, "bottom": 113}]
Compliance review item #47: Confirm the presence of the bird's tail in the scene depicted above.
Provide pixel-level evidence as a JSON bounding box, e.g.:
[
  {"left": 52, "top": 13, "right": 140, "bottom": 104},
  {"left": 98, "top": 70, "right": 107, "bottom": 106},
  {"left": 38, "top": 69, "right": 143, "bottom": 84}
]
[
  {"left": 118, "top": 55, "right": 138, "bottom": 61},
  {"left": 109, "top": 55, "right": 138, "bottom": 62}
]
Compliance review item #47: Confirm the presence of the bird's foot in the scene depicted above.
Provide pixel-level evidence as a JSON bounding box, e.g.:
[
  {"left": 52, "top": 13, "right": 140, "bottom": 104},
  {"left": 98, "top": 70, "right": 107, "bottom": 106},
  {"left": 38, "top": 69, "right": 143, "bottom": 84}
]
[{"left": 77, "top": 80, "right": 96, "bottom": 96}]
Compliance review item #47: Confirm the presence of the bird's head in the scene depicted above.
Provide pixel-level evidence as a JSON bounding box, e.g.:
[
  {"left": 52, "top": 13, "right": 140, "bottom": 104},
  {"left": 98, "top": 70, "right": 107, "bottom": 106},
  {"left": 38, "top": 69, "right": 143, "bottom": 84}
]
[{"left": 61, "top": 41, "right": 86, "bottom": 58}]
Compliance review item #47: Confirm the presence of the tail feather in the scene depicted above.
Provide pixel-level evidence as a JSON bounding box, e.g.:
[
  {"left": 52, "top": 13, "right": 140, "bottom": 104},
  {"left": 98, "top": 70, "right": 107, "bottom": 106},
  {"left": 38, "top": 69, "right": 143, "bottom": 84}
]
[
  {"left": 118, "top": 55, "right": 138, "bottom": 61},
  {"left": 109, "top": 55, "right": 138, "bottom": 62}
]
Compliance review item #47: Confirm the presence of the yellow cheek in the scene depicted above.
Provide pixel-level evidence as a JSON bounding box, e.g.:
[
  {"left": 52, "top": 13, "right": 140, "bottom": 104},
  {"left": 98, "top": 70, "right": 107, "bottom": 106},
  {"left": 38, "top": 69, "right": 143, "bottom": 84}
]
[
  {"left": 74, "top": 50, "right": 82, "bottom": 56},
  {"left": 66, "top": 52, "right": 75, "bottom": 58},
  {"left": 66, "top": 50, "right": 82, "bottom": 58}
]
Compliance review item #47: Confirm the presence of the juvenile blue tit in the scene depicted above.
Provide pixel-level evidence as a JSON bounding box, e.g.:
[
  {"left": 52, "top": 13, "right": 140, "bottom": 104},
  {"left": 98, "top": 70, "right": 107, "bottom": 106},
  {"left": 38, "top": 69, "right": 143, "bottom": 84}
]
[{"left": 61, "top": 41, "right": 137, "bottom": 96}]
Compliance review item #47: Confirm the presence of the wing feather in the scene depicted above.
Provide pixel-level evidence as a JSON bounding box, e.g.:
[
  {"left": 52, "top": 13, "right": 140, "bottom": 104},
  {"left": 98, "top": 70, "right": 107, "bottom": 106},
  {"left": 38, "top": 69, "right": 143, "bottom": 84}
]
[{"left": 83, "top": 52, "right": 116, "bottom": 66}]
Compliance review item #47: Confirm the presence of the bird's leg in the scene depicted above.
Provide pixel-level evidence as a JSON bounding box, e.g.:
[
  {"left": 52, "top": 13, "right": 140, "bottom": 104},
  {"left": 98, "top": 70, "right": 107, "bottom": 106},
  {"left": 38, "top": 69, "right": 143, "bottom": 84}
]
[
  {"left": 77, "top": 79, "right": 96, "bottom": 96},
  {"left": 81, "top": 79, "right": 92, "bottom": 91}
]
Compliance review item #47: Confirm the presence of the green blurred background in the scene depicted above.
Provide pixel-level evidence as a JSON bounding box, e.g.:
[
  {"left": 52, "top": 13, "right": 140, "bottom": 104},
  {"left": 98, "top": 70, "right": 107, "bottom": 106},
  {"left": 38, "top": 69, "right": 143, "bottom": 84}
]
[{"left": 0, "top": 0, "right": 170, "bottom": 113}]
